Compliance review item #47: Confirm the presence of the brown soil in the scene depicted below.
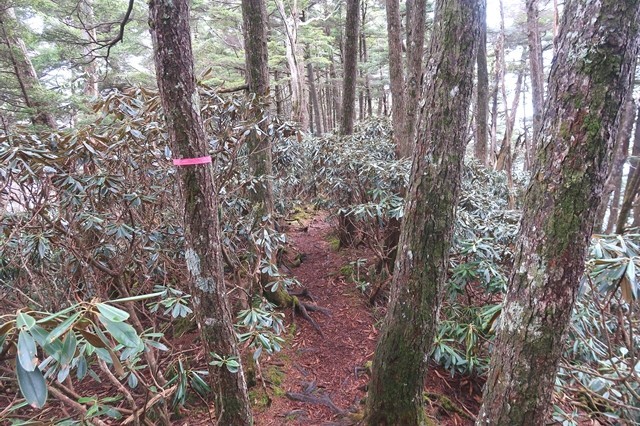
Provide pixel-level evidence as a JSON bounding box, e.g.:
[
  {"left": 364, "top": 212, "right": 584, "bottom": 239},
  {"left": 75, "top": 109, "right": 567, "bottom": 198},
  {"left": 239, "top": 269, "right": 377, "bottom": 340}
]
[{"left": 249, "top": 211, "right": 482, "bottom": 425}]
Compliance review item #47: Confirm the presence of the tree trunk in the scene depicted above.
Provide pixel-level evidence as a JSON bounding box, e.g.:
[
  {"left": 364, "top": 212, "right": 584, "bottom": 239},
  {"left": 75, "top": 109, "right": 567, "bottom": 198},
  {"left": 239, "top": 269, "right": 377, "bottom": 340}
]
[
  {"left": 340, "top": 0, "right": 360, "bottom": 136},
  {"left": 595, "top": 93, "right": 635, "bottom": 232},
  {"left": 79, "top": 0, "right": 99, "bottom": 98},
  {"left": 526, "top": 0, "right": 545, "bottom": 156},
  {"left": 365, "top": 1, "right": 480, "bottom": 423},
  {"left": 404, "top": 0, "right": 428, "bottom": 152},
  {"left": 475, "top": 0, "right": 488, "bottom": 165},
  {"left": 242, "top": 0, "right": 275, "bottom": 303},
  {"left": 489, "top": 31, "right": 503, "bottom": 166},
  {"left": 477, "top": 1, "right": 640, "bottom": 424},
  {"left": 148, "top": 1, "right": 252, "bottom": 424},
  {"left": 616, "top": 105, "right": 640, "bottom": 234},
  {"left": 306, "top": 60, "right": 323, "bottom": 135},
  {"left": 495, "top": 53, "right": 525, "bottom": 181},
  {"left": 275, "top": 0, "right": 309, "bottom": 131},
  {"left": 385, "top": 0, "right": 408, "bottom": 156},
  {"left": 0, "top": 8, "right": 56, "bottom": 128}
]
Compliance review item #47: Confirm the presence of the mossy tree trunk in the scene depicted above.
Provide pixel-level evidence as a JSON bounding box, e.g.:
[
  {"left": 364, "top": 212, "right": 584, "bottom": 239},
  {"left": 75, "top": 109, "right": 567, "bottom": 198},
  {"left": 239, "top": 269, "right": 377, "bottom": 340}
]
[
  {"left": 365, "top": 1, "right": 480, "bottom": 424},
  {"left": 148, "top": 1, "right": 252, "bottom": 424},
  {"left": 477, "top": 2, "right": 640, "bottom": 424}
]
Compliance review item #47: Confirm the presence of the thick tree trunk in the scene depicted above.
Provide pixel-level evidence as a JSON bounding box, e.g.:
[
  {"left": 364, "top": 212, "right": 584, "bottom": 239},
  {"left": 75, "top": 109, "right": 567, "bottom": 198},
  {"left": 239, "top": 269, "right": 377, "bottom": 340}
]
[
  {"left": 148, "top": 1, "right": 252, "bottom": 424},
  {"left": 0, "top": 8, "right": 56, "bottom": 128},
  {"left": 475, "top": 0, "right": 488, "bottom": 165},
  {"left": 478, "top": 1, "right": 640, "bottom": 424},
  {"left": 365, "top": 1, "right": 480, "bottom": 424},
  {"left": 526, "top": 0, "right": 545, "bottom": 154},
  {"left": 340, "top": 0, "right": 360, "bottom": 135},
  {"left": 385, "top": 0, "right": 408, "bottom": 156}
]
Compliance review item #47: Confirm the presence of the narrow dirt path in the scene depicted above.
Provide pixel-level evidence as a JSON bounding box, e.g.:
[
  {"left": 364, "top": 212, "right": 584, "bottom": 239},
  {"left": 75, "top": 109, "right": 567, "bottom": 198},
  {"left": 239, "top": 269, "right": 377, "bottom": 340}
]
[{"left": 255, "top": 212, "right": 377, "bottom": 425}]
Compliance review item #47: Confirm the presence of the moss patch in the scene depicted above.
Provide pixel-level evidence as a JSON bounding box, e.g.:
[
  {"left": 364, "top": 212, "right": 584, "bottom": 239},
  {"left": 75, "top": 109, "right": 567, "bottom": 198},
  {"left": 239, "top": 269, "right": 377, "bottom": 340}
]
[
  {"left": 248, "top": 388, "right": 271, "bottom": 408},
  {"left": 424, "top": 391, "right": 472, "bottom": 420},
  {"left": 265, "top": 364, "right": 286, "bottom": 397},
  {"left": 325, "top": 233, "right": 341, "bottom": 251}
]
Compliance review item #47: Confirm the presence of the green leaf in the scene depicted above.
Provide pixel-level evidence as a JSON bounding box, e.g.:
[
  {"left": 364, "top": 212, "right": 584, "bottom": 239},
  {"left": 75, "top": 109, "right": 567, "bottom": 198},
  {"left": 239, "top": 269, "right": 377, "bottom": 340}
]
[
  {"left": 57, "top": 364, "right": 71, "bottom": 383},
  {"left": 37, "top": 305, "right": 79, "bottom": 324},
  {"left": 128, "top": 372, "right": 138, "bottom": 389},
  {"left": 17, "top": 331, "right": 37, "bottom": 371},
  {"left": 226, "top": 359, "right": 240, "bottom": 373},
  {"left": 47, "top": 312, "right": 81, "bottom": 343},
  {"left": 59, "top": 332, "right": 78, "bottom": 366},
  {"left": 76, "top": 355, "right": 88, "bottom": 380},
  {"left": 16, "top": 357, "right": 48, "bottom": 409},
  {"left": 97, "top": 314, "right": 140, "bottom": 348},
  {"left": 29, "top": 325, "right": 49, "bottom": 347},
  {"left": 96, "top": 303, "right": 129, "bottom": 322},
  {"left": 144, "top": 340, "right": 169, "bottom": 351},
  {"left": 16, "top": 312, "right": 36, "bottom": 331}
]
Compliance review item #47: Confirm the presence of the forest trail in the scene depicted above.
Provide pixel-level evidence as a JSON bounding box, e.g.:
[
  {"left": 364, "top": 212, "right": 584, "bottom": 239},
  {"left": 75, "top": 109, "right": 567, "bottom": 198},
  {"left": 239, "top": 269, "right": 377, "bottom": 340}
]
[
  {"left": 252, "top": 211, "right": 480, "bottom": 425},
  {"left": 255, "top": 211, "right": 376, "bottom": 425}
]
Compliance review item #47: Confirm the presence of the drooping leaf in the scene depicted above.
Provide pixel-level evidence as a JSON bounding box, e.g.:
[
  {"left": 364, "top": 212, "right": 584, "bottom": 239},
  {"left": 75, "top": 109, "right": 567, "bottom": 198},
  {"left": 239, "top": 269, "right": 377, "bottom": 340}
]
[
  {"left": 97, "top": 314, "right": 140, "bottom": 348},
  {"left": 46, "top": 312, "right": 81, "bottom": 343},
  {"left": 17, "top": 331, "right": 37, "bottom": 371},
  {"left": 16, "top": 357, "right": 48, "bottom": 409},
  {"left": 59, "top": 332, "right": 78, "bottom": 366}
]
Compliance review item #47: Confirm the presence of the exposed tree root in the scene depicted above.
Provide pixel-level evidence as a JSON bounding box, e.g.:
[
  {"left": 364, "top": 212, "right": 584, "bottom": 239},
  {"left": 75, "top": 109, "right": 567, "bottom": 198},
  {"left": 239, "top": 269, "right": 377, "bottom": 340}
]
[
  {"left": 264, "top": 286, "right": 331, "bottom": 335},
  {"left": 286, "top": 380, "right": 346, "bottom": 416}
]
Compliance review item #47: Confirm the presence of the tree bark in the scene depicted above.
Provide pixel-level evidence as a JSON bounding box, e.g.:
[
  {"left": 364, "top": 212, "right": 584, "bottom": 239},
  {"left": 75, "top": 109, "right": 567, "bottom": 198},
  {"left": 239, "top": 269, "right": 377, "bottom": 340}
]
[
  {"left": 404, "top": 0, "right": 428, "bottom": 153},
  {"left": 489, "top": 16, "right": 504, "bottom": 167},
  {"left": 307, "top": 59, "right": 323, "bottom": 135},
  {"left": 340, "top": 0, "right": 360, "bottom": 136},
  {"left": 365, "top": 1, "right": 480, "bottom": 423},
  {"left": 616, "top": 106, "right": 640, "bottom": 234},
  {"left": 275, "top": 0, "right": 309, "bottom": 131},
  {"left": 385, "top": 0, "right": 408, "bottom": 156},
  {"left": 596, "top": 93, "right": 635, "bottom": 232},
  {"left": 79, "top": 0, "right": 99, "bottom": 98},
  {"left": 495, "top": 52, "right": 526, "bottom": 182},
  {"left": 526, "top": 0, "right": 545, "bottom": 155},
  {"left": 0, "top": 7, "right": 56, "bottom": 128},
  {"left": 475, "top": 0, "right": 488, "bottom": 165},
  {"left": 478, "top": 1, "right": 640, "bottom": 424},
  {"left": 148, "top": 0, "right": 252, "bottom": 424}
]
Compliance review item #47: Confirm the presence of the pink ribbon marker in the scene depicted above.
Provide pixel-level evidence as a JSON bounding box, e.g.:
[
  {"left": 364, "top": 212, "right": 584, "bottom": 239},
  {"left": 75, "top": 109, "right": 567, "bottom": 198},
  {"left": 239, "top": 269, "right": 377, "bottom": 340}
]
[{"left": 172, "top": 156, "right": 212, "bottom": 166}]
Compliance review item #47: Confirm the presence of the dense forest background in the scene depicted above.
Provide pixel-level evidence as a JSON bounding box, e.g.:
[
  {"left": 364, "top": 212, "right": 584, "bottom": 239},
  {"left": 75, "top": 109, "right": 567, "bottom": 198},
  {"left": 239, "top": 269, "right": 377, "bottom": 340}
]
[{"left": 1, "top": 0, "right": 640, "bottom": 425}]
